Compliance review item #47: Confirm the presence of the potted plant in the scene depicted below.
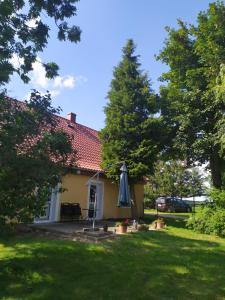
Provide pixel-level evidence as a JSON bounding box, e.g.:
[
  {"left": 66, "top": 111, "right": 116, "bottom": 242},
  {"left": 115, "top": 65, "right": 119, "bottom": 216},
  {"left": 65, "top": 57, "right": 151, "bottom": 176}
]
[
  {"left": 116, "top": 219, "right": 129, "bottom": 233},
  {"left": 154, "top": 218, "right": 165, "bottom": 230}
]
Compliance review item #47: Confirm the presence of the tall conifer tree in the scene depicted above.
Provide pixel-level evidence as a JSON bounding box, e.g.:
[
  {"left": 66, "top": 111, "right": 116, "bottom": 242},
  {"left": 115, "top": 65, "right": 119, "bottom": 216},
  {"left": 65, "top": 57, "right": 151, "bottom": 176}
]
[{"left": 100, "top": 39, "right": 159, "bottom": 215}]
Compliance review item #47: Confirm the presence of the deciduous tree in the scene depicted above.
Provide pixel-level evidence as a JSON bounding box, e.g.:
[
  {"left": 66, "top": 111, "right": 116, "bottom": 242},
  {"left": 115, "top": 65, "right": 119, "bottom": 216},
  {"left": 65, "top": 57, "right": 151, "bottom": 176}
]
[
  {"left": 0, "top": 0, "right": 81, "bottom": 225},
  {"left": 0, "top": 91, "right": 75, "bottom": 225},
  {"left": 0, "top": 0, "right": 81, "bottom": 86},
  {"left": 145, "top": 160, "right": 205, "bottom": 202},
  {"left": 157, "top": 2, "right": 225, "bottom": 188}
]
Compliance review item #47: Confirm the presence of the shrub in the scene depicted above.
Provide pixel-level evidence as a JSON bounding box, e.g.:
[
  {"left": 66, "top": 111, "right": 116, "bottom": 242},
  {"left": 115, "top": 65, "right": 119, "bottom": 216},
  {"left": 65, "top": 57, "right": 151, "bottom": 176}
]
[
  {"left": 187, "top": 206, "right": 225, "bottom": 237},
  {"left": 208, "top": 188, "right": 225, "bottom": 208}
]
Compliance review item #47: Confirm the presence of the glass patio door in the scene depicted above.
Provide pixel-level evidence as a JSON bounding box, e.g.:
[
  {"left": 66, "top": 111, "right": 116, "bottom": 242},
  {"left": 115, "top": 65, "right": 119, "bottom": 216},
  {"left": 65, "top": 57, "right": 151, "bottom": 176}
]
[
  {"left": 38, "top": 200, "right": 51, "bottom": 221},
  {"left": 34, "top": 186, "right": 60, "bottom": 223},
  {"left": 88, "top": 182, "right": 103, "bottom": 220}
]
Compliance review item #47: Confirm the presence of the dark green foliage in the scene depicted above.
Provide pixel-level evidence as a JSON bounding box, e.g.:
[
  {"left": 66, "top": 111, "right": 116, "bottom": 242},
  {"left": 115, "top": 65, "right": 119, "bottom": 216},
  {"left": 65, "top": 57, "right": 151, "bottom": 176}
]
[
  {"left": 187, "top": 187, "right": 225, "bottom": 237},
  {"left": 145, "top": 160, "right": 205, "bottom": 202},
  {"left": 0, "top": 0, "right": 81, "bottom": 86},
  {"left": 144, "top": 186, "right": 156, "bottom": 208},
  {"left": 208, "top": 188, "right": 225, "bottom": 208},
  {"left": 100, "top": 39, "right": 159, "bottom": 183},
  {"left": 157, "top": 2, "right": 225, "bottom": 188},
  {"left": 0, "top": 0, "right": 80, "bottom": 224},
  {"left": 0, "top": 91, "right": 74, "bottom": 225},
  {"left": 187, "top": 206, "right": 225, "bottom": 237}
]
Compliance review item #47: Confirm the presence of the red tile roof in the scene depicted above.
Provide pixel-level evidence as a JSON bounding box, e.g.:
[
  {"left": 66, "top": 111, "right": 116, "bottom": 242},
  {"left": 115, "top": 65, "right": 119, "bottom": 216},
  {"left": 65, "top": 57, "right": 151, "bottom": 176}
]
[
  {"left": 56, "top": 115, "right": 102, "bottom": 172},
  {"left": 5, "top": 97, "right": 102, "bottom": 172}
]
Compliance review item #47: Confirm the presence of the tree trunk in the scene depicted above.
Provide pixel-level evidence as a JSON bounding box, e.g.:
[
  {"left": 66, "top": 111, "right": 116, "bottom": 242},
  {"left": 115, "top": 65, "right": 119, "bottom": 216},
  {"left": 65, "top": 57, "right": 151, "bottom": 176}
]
[
  {"left": 130, "top": 184, "right": 138, "bottom": 220},
  {"left": 210, "top": 154, "right": 223, "bottom": 188}
]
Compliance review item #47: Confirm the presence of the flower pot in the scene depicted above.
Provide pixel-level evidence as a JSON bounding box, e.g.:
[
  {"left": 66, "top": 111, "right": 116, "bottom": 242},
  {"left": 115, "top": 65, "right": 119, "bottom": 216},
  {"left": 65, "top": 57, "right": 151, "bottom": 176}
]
[
  {"left": 155, "top": 220, "right": 165, "bottom": 229},
  {"left": 118, "top": 225, "right": 127, "bottom": 233}
]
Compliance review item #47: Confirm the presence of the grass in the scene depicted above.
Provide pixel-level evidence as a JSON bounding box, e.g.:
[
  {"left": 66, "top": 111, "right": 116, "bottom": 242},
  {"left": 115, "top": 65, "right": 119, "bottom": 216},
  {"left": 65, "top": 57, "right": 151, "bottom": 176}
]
[
  {"left": 145, "top": 208, "right": 190, "bottom": 216},
  {"left": 0, "top": 217, "right": 225, "bottom": 300},
  {"left": 145, "top": 206, "right": 201, "bottom": 217}
]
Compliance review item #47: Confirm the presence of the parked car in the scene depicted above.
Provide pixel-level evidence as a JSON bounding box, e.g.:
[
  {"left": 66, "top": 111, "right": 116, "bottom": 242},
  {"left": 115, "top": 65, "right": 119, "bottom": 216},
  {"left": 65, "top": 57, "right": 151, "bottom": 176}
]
[{"left": 155, "top": 197, "right": 192, "bottom": 213}]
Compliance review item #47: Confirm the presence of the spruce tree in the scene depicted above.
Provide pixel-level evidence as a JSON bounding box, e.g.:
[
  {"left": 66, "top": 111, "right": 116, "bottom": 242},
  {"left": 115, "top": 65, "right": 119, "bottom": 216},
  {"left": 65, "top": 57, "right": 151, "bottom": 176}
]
[{"left": 100, "top": 39, "right": 159, "bottom": 215}]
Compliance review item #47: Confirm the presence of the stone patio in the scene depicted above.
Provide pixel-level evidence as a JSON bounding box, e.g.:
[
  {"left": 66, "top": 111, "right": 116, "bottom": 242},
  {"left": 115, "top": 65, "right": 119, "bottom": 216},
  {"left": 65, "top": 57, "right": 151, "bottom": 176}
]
[
  {"left": 30, "top": 220, "right": 115, "bottom": 233},
  {"left": 29, "top": 220, "right": 152, "bottom": 242},
  {"left": 29, "top": 220, "right": 119, "bottom": 243}
]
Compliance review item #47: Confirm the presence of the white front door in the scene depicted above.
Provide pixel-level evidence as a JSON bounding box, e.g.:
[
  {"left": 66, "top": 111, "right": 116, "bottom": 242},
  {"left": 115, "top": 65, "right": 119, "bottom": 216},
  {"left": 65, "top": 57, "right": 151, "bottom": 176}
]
[{"left": 88, "top": 182, "right": 103, "bottom": 220}]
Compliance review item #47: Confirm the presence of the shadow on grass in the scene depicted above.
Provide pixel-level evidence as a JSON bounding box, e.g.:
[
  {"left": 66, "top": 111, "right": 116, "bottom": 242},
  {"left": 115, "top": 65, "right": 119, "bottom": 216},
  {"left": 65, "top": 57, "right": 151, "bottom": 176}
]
[
  {"left": 0, "top": 228, "right": 225, "bottom": 300},
  {"left": 143, "top": 214, "right": 187, "bottom": 229}
]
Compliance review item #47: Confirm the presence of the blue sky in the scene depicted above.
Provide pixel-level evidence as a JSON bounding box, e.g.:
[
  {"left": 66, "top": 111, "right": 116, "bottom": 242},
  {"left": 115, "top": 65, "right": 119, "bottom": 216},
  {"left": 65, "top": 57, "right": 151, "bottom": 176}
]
[{"left": 7, "top": 0, "right": 214, "bottom": 130}]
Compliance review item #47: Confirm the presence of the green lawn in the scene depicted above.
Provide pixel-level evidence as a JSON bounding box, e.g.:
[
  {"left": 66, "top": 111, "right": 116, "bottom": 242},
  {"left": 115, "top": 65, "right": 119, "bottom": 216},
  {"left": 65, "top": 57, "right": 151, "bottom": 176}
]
[
  {"left": 145, "top": 206, "right": 201, "bottom": 217},
  {"left": 0, "top": 217, "right": 225, "bottom": 300}
]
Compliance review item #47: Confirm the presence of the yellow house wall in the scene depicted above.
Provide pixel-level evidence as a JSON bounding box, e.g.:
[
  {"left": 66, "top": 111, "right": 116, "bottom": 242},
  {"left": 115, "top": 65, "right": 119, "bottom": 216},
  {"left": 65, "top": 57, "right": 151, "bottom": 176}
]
[{"left": 60, "top": 173, "right": 144, "bottom": 220}]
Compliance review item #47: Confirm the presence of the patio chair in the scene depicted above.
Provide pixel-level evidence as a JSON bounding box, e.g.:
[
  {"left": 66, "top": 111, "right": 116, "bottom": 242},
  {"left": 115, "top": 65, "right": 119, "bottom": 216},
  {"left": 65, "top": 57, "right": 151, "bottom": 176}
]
[{"left": 60, "top": 203, "right": 82, "bottom": 222}]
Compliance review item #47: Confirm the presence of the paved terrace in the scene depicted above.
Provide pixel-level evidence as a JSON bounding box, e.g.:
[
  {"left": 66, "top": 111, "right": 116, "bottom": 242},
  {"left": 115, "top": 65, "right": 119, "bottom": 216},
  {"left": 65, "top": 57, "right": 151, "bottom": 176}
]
[{"left": 29, "top": 220, "right": 117, "bottom": 235}]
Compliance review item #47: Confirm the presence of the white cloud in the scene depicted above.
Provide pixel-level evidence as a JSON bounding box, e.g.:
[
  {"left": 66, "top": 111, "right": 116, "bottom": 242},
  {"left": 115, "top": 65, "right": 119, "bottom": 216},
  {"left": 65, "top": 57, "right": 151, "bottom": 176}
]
[
  {"left": 53, "top": 75, "right": 75, "bottom": 89},
  {"left": 31, "top": 60, "right": 48, "bottom": 88},
  {"left": 10, "top": 53, "right": 24, "bottom": 69},
  {"left": 30, "top": 58, "right": 87, "bottom": 96},
  {"left": 25, "top": 17, "right": 40, "bottom": 29},
  {"left": 10, "top": 54, "right": 47, "bottom": 88},
  {"left": 53, "top": 75, "right": 87, "bottom": 89},
  {"left": 9, "top": 55, "right": 87, "bottom": 99},
  {"left": 62, "top": 76, "right": 75, "bottom": 88},
  {"left": 30, "top": 58, "right": 87, "bottom": 98},
  {"left": 53, "top": 77, "right": 63, "bottom": 88}
]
